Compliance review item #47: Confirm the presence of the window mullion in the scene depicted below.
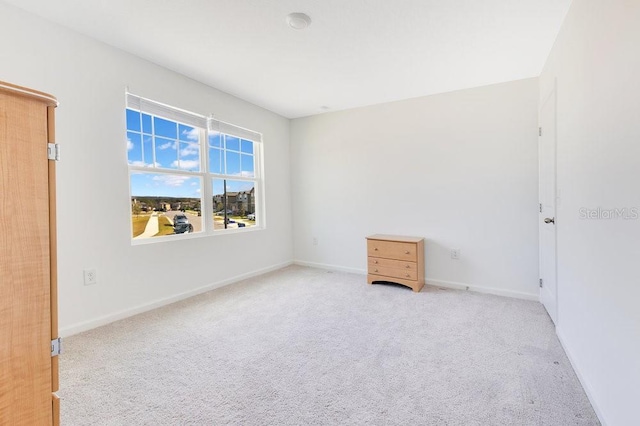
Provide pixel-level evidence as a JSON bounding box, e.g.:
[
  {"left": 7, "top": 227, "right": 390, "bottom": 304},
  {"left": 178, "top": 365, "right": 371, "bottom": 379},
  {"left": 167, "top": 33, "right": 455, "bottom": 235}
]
[
  {"left": 151, "top": 117, "right": 157, "bottom": 167},
  {"left": 203, "top": 128, "right": 213, "bottom": 233}
]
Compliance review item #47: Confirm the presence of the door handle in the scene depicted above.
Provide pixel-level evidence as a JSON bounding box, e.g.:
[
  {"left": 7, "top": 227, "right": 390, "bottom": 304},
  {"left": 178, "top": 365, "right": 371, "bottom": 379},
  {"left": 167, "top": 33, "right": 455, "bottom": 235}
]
[{"left": 544, "top": 217, "right": 555, "bottom": 224}]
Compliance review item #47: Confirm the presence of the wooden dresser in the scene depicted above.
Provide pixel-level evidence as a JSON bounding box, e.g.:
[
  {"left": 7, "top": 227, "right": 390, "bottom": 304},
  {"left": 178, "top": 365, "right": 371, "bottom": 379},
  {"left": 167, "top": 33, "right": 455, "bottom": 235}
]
[{"left": 366, "top": 235, "right": 425, "bottom": 292}]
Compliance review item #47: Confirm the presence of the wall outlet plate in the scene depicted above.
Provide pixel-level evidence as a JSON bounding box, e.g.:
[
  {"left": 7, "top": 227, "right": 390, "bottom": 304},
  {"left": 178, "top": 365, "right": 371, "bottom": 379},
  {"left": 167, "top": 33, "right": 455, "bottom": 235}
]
[{"left": 84, "top": 269, "right": 97, "bottom": 285}]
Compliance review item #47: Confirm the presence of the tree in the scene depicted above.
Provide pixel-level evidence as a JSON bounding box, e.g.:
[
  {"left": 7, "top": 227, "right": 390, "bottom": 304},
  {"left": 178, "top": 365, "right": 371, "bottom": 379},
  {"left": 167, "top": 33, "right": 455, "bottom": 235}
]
[{"left": 132, "top": 202, "right": 142, "bottom": 217}]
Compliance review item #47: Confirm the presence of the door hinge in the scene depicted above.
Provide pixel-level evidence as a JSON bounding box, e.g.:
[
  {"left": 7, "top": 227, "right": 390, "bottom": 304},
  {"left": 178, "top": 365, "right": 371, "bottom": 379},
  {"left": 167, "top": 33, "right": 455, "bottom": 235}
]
[
  {"left": 539, "top": 278, "right": 543, "bottom": 288},
  {"left": 539, "top": 127, "right": 542, "bottom": 136},
  {"left": 539, "top": 203, "right": 543, "bottom": 213},
  {"left": 51, "top": 337, "right": 62, "bottom": 357},
  {"left": 47, "top": 143, "right": 60, "bottom": 161}
]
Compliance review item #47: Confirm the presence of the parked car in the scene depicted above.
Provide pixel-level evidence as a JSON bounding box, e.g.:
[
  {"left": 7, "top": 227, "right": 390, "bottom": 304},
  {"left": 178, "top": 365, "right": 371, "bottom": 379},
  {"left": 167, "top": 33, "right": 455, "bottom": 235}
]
[
  {"left": 247, "top": 213, "right": 255, "bottom": 221},
  {"left": 173, "top": 214, "right": 193, "bottom": 234}
]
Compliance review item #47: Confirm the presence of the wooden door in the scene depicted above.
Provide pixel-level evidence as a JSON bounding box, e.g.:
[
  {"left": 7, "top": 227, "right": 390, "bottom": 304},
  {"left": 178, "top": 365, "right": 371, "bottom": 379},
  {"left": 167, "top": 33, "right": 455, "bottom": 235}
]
[
  {"left": 0, "top": 82, "right": 58, "bottom": 425},
  {"left": 539, "top": 85, "right": 558, "bottom": 324}
]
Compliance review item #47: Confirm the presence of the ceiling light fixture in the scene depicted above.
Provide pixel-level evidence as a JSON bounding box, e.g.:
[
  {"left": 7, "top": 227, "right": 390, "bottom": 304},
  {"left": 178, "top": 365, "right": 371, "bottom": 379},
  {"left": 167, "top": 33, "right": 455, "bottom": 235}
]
[{"left": 286, "top": 13, "right": 312, "bottom": 30}]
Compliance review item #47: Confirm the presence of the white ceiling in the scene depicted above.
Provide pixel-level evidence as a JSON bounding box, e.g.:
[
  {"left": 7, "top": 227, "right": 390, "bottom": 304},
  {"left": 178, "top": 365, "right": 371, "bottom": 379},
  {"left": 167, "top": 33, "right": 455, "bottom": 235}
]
[{"left": 4, "top": 0, "right": 572, "bottom": 118}]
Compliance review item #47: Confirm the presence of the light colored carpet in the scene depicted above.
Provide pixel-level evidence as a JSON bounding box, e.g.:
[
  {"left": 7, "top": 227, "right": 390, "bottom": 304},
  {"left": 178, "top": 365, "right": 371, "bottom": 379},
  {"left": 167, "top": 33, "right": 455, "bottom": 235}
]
[{"left": 60, "top": 265, "right": 599, "bottom": 425}]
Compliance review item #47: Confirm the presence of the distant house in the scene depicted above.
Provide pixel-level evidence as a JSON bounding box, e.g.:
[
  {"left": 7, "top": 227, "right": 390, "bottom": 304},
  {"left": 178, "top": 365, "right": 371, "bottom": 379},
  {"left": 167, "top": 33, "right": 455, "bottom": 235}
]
[
  {"left": 237, "top": 188, "right": 255, "bottom": 214},
  {"left": 213, "top": 188, "right": 254, "bottom": 215}
]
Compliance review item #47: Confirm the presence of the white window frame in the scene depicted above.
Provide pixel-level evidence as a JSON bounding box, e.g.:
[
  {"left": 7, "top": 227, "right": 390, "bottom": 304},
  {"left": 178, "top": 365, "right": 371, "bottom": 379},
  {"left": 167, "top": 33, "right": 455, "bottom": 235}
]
[{"left": 126, "top": 92, "right": 265, "bottom": 244}]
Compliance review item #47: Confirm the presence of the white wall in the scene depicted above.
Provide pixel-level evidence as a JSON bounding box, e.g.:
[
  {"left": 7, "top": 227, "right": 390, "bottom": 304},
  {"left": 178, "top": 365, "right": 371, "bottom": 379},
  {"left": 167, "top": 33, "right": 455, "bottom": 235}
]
[
  {"left": 291, "top": 78, "right": 540, "bottom": 299},
  {"left": 0, "top": 3, "right": 293, "bottom": 335},
  {"left": 540, "top": 1, "right": 640, "bottom": 424}
]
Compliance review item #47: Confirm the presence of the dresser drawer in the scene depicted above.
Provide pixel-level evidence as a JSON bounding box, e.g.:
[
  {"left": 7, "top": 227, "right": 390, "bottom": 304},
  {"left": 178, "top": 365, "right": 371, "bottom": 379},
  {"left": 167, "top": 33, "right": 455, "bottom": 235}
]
[
  {"left": 367, "top": 239, "right": 417, "bottom": 261},
  {"left": 369, "top": 265, "right": 418, "bottom": 281},
  {"left": 368, "top": 257, "right": 416, "bottom": 272}
]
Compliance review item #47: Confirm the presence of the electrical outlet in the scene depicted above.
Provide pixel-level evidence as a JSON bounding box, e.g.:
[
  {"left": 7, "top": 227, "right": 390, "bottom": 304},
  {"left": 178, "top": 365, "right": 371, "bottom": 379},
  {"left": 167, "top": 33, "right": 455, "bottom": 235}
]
[
  {"left": 312, "top": 237, "right": 318, "bottom": 246},
  {"left": 84, "top": 269, "right": 97, "bottom": 285},
  {"left": 451, "top": 249, "right": 460, "bottom": 260}
]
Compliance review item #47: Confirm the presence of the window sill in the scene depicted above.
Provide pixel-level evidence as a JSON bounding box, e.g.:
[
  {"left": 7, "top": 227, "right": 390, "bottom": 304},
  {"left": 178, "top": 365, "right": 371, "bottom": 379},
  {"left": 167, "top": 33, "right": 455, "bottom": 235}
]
[{"left": 131, "top": 225, "right": 265, "bottom": 246}]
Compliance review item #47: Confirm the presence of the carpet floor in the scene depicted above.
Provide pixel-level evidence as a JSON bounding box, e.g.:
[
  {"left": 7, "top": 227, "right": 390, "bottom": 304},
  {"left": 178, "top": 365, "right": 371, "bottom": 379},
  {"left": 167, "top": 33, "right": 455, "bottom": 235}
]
[{"left": 60, "top": 265, "right": 599, "bottom": 425}]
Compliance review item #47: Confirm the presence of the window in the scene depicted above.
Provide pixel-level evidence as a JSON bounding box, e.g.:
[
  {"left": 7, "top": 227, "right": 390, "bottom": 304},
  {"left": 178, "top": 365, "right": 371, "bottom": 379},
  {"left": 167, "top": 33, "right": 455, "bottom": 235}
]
[{"left": 126, "top": 93, "right": 263, "bottom": 241}]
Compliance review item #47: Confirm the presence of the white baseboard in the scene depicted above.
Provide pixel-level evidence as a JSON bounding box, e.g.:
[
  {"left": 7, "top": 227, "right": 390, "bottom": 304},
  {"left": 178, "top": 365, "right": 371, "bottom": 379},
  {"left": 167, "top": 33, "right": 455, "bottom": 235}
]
[
  {"left": 60, "top": 261, "right": 293, "bottom": 337},
  {"left": 293, "top": 260, "right": 367, "bottom": 275},
  {"left": 426, "top": 278, "right": 539, "bottom": 301},
  {"left": 293, "top": 260, "right": 538, "bottom": 301},
  {"left": 556, "top": 327, "right": 607, "bottom": 426}
]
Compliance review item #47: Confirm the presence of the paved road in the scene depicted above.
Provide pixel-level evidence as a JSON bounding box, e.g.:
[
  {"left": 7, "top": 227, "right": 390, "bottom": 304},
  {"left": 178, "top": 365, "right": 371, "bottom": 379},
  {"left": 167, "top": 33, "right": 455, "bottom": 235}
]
[
  {"left": 164, "top": 210, "right": 203, "bottom": 233},
  {"left": 160, "top": 210, "right": 255, "bottom": 233},
  {"left": 213, "top": 214, "right": 255, "bottom": 230}
]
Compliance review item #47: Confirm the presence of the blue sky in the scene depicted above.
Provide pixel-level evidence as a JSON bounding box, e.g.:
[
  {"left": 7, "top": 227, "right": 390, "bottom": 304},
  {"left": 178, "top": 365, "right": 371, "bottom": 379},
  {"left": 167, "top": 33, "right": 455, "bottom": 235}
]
[
  {"left": 130, "top": 174, "right": 254, "bottom": 198},
  {"left": 126, "top": 109, "right": 200, "bottom": 171},
  {"left": 127, "top": 109, "right": 255, "bottom": 197},
  {"left": 130, "top": 173, "right": 201, "bottom": 198},
  {"left": 212, "top": 179, "right": 255, "bottom": 196}
]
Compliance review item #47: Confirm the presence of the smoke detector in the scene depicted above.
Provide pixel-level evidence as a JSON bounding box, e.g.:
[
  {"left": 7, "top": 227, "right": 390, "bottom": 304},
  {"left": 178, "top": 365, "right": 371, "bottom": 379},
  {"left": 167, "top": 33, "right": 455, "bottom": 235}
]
[{"left": 286, "top": 13, "right": 312, "bottom": 30}]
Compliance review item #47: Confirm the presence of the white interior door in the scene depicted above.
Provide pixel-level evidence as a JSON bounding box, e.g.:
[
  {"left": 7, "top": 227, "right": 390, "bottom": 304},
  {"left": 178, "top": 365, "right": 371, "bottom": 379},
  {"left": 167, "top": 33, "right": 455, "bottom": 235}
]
[{"left": 539, "top": 87, "right": 558, "bottom": 324}]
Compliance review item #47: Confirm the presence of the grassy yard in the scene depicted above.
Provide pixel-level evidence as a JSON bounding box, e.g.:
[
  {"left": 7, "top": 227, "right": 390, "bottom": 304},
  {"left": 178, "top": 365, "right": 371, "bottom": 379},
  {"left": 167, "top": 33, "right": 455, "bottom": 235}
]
[
  {"left": 132, "top": 215, "right": 151, "bottom": 237},
  {"left": 155, "top": 215, "right": 175, "bottom": 236},
  {"left": 213, "top": 213, "right": 256, "bottom": 224}
]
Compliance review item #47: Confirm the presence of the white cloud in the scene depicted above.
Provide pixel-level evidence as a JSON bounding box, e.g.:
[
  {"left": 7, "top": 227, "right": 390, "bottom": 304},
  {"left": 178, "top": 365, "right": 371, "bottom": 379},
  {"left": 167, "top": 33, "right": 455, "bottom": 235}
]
[
  {"left": 129, "top": 160, "right": 161, "bottom": 168},
  {"left": 127, "top": 138, "right": 134, "bottom": 151},
  {"left": 180, "top": 144, "right": 199, "bottom": 157},
  {"left": 195, "top": 188, "right": 201, "bottom": 193},
  {"left": 158, "top": 141, "right": 175, "bottom": 150},
  {"left": 182, "top": 128, "right": 199, "bottom": 141},
  {"left": 171, "top": 160, "right": 200, "bottom": 170},
  {"left": 151, "top": 174, "right": 191, "bottom": 187},
  {"left": 190, "top": 182, "right": 197, "bottom": 186},
  {"left": 228, "top": 171, "right": 255, "bottom": 178}
]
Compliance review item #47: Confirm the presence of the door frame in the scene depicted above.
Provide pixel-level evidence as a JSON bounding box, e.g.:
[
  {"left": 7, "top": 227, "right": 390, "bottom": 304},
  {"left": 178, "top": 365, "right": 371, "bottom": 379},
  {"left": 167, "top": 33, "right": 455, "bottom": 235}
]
[{"left": 539, "top": 81, "right": 559, "bottom": 324}]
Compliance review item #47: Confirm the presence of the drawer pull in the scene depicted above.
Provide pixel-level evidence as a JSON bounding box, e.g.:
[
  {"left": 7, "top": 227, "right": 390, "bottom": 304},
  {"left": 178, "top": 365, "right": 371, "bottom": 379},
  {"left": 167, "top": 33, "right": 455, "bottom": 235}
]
[
  {"left": 373, "top": 260, "right": 378, "bottom": 264},
  {"left": 405, "top": 250, "right": 410, "bottom": 254},
  {"left": 405, "top": 265, "right": 410, "bottom": 269},
  {"left": 405, "top": 273, "right": 410, "bottom": 277},
  {"left": 375, "top": 269, "right": 379, "bottom": 273},
  {"left": 374, "top": 247, "right": 378, "bottom": 251}
]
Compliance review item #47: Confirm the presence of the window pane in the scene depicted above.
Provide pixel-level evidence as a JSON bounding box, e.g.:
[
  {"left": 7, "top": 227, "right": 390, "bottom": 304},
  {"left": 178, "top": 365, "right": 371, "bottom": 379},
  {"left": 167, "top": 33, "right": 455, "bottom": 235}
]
[
  {"left": 127, "top": 132, "right": 142, "bottom": 164},
  {"left": 154, "top": 117, "right": 177, "bottom": 139},
  {"left": 225, "top": 135, "right": 240, "bottom": 151},
  {"left": 212, "top": 179, "right": 256, "bottom": 230},
  {"left": 209, "top": 147, "right": 223, "bottom": 174},
  {"left": 225, "top": 150, "right": 240, "bottom": 175},
  {"left": 241, "top": 154, "right": 254, "bottom": 177},
  {"left": 142, "top": 113, "right": 152, "bottom": 134},
  {"left": 241, "top": 139, "right": 253, "bottom": 154},
  {"left": 126, "top": 109, "right": 141, "bottom": 132},
  {"left": 179, "top": 142, "right": 200, "bottom": 171},
  {"left": 155, "top": 137, "right": 178, "bottom": 169},
  {"left": 209, "top": 132, "right": 221, "bottom": 148},
  {"left": 143, "top": 135, "right": 154, "bottom": 166},
  {"left": 179, "top": 124, "right": 198, "bottom": 142},
  {"left": 130, "top": 173, "right": 203, "bottom": 239}
]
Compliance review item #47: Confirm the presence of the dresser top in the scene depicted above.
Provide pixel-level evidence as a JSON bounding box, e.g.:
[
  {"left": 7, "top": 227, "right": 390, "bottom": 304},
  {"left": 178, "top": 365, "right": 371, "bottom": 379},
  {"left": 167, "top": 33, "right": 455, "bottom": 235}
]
[
  {"left": 0, "top": 80, "right": 57, "bottom": 106},
  {"left": 366, "top": 234, "right": 424, "bottom": 243}
]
